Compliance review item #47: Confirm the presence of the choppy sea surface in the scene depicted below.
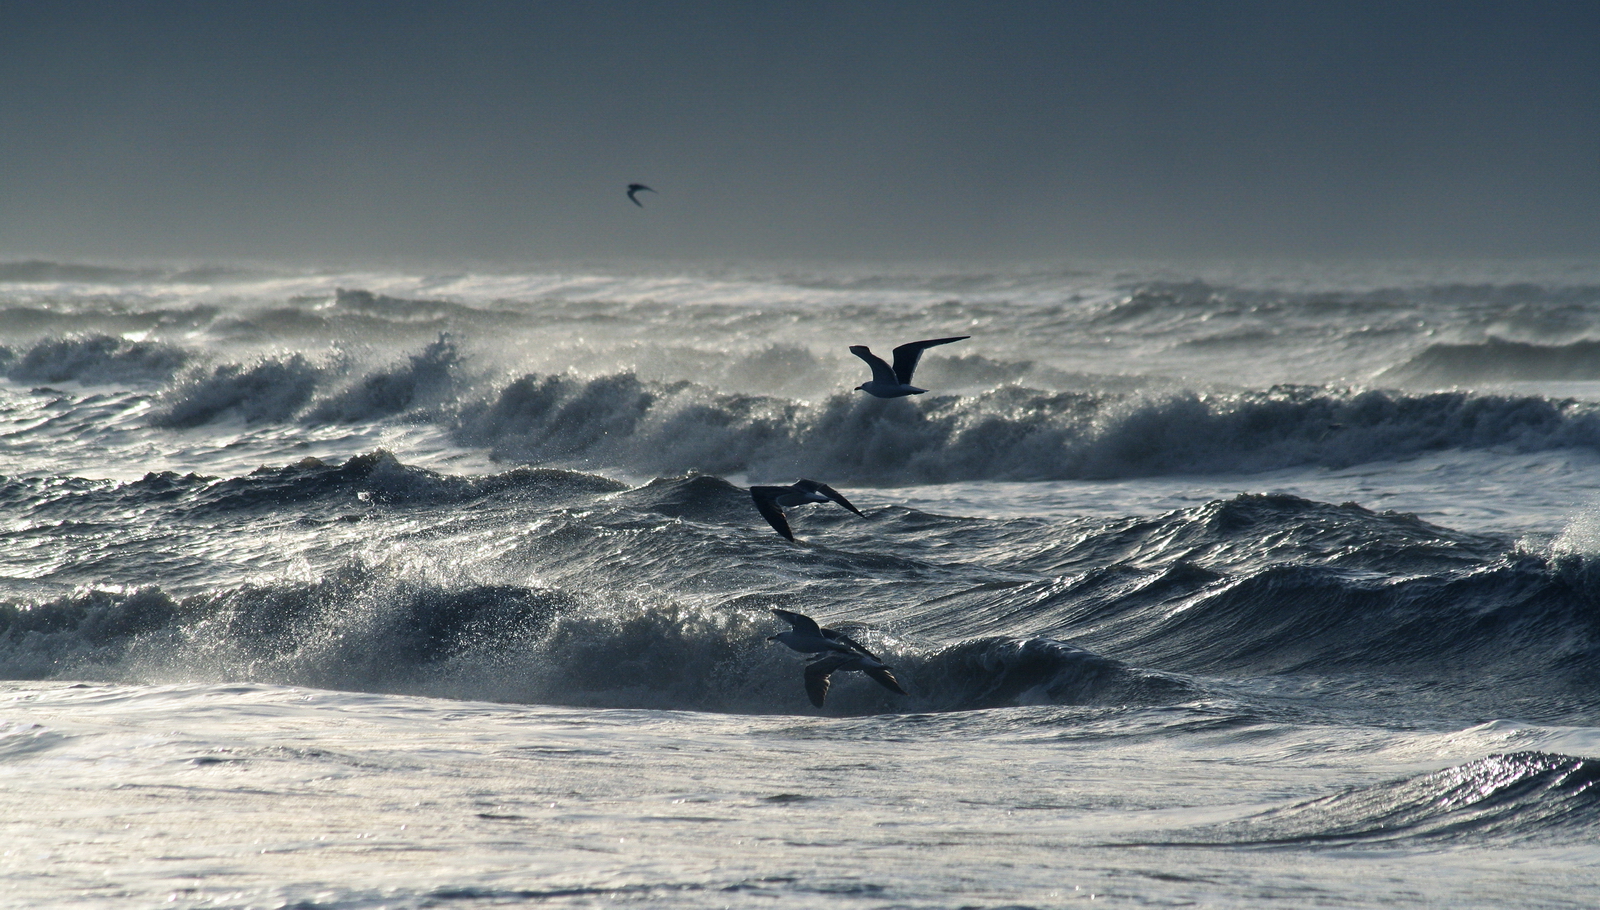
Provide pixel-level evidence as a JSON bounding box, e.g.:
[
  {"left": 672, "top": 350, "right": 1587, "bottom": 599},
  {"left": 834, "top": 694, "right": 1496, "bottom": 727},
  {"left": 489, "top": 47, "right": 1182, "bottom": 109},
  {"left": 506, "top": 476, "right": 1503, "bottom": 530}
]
[{"left": 4, "top": 257, "right": 1600, "bottom": 908}]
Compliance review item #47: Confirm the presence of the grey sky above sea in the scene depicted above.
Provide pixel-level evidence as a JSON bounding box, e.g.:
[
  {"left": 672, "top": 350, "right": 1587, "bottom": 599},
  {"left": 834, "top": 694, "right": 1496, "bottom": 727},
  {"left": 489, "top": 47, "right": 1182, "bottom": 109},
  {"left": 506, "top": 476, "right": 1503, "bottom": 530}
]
[{"left": 1, "top": 0, "right": 1596, "bottom": 262}]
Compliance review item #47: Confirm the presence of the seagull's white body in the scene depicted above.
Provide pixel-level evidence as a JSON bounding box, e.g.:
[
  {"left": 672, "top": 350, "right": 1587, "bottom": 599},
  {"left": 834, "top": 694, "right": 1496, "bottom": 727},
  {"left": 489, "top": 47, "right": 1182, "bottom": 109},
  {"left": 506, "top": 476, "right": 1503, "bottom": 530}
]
[
  {"left": 749, "top": 480, "right": 864, "bottom": 541},
  {"left": 851, "top": 336, "right": 969, "bottom": 398}
]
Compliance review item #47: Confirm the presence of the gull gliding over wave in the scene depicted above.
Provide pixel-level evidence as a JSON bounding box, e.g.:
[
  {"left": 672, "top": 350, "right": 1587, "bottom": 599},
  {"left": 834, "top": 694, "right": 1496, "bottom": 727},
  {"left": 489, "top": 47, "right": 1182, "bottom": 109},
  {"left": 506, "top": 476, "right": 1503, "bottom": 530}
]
[
  {"left": 768, "top": 609, "right": 908, "bottom": 707},
  {"left": 750, "top": 480, "right": 864, "bottom": 541},
  {"left": 851, "top": 336, "right": 970, "bottom": 398}
]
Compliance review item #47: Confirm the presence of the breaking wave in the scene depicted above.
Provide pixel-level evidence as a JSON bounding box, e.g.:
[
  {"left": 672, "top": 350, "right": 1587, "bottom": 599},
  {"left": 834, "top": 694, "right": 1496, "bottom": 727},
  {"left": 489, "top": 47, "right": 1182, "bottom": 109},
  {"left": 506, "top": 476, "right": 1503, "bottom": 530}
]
[
  {"left": 152, "top": 354, "right": 325, "bottom": 426},
  {"left": 0, "top": 333, "right": 189, "bottom": 384},
  {"left": 11, "top": 322, "right": 1600, "bottom": 483},
  {"left": 456, "top": 372, "right": 1600, "bottom": 482},
  {"left": 128, "top": 355, "right": 1600, "bottom": 482},
  {"left": 928, "top": 492, "right": 1600, "bottom": 711},
  {"left": 0, "top": 568, "right": 1192, "bottom": 715},
  {"left": 305, "top": 334, "right": 462, "bottom": 423}
]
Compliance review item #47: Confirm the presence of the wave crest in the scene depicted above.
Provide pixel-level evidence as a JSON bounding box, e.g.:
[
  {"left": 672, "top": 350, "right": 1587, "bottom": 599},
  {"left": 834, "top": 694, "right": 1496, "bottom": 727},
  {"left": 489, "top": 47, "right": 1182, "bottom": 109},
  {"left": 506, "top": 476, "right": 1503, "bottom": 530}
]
[
  {"left": 1382, "top": 337, "right": 1600, "bottom": 384},
  {"left": 1, "top": 334, "right": 188, "bottom": 384},
  {"left": 0, "top": 567, "right": 1195, "bottom": 715},
  {"left": 153, "top": 354, "right": 323, "bottom": 427},
  {"left": 911, "top": 636, "right": 1196, "bottom": 710},
  {"left": 306, "top": 334, "right": 461, "bottom": 423}
]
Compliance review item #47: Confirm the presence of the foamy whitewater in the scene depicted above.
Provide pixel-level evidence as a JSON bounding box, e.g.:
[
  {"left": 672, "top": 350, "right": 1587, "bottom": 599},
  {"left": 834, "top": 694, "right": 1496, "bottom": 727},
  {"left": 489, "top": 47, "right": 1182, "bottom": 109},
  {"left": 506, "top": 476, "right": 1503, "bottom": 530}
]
[{"left": 5, "top": 258, "right": 1600, "bottom": 907}]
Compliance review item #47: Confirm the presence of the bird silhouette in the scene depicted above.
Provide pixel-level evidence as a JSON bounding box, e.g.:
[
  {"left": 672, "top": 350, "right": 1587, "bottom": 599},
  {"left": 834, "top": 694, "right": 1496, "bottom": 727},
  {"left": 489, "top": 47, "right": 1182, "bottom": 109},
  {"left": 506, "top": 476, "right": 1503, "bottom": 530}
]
[
  {"left": 749, "top": 480, "right": 864, "bottom": 541},
  {"left": 767, "top": 609, "right": 908, "bottom": 707},
  {"left": 851, "top": 336, "right": 970, "bottom": 397}
]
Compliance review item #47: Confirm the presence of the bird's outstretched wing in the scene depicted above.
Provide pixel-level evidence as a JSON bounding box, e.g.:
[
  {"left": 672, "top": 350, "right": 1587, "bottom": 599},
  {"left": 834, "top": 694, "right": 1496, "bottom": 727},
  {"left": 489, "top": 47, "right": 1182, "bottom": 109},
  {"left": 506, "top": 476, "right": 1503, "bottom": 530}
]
[
  {"left": 749, "top": 487, "right": 795, "bottom": 540},
  {"left": 793, "top": 479, "right": 864, "bottom": 517},
  {"left": 803, "top": 653, "right": 852, "bottom": 707},
  {"left": 890, "top": 336, "right": 969, "bottom": 385},
  {"left": 626, "top": 184, "right": 655, "bottom": 206},
  {"left": 849, "top": 345, "right": 898, "bottom": 385},
  {"left": 800, "top": 652, "right": 907, "bottom": 706},
  {"left": 771, "top": 608, "right": 823, "bottom": 637}
]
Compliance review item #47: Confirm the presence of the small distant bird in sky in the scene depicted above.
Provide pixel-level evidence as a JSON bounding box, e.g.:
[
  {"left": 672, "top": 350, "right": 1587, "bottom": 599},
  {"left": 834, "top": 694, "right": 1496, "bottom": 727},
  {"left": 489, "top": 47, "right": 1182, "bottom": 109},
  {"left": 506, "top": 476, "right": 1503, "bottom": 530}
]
[
  {"left": 626, "top": 183, "right": 656, "bottom": 207},
  {"left": 749, "top": 479, "right": 864, "bottom": 541},
  {"left": 851, "top": 336, "right": 970, "bottom": 398}
]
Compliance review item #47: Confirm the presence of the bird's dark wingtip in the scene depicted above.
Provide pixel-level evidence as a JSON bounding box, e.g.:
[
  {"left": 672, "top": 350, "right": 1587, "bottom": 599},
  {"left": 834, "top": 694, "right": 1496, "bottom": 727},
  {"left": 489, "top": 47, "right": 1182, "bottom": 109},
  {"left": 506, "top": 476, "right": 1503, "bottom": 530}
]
[
  {"left": 751, "top": 488, "right": 796, "bottom": 540},
  {"left": 867, "top": 667, "right": 909, "bottom": 696}
]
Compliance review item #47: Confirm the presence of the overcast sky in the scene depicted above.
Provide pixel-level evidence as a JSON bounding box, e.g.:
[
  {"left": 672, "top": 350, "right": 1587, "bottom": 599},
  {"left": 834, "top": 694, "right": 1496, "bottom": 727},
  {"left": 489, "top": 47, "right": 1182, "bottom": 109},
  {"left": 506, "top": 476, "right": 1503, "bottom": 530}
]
[{"left": 1, "top": 0, "right": 1596, "bottom": 263}]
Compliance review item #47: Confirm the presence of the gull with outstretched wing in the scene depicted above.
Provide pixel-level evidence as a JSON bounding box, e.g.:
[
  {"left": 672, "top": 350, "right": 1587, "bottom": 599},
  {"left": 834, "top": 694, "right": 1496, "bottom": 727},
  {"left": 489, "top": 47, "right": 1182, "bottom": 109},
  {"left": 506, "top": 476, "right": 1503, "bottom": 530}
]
[
  {"left": 749, "top": 479, "right": 864, "bottom": 541},
  {"left": 850, "top": 336, "right": 970, "bottom": 397}
]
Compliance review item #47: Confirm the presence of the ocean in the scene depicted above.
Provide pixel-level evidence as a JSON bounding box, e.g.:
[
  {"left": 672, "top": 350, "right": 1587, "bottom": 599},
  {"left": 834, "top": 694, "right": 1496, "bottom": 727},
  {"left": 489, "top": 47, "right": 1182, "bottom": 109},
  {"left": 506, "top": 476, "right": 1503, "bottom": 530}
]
[{"left": 3, "top": 257, "right": 1600, "bottom": 907}]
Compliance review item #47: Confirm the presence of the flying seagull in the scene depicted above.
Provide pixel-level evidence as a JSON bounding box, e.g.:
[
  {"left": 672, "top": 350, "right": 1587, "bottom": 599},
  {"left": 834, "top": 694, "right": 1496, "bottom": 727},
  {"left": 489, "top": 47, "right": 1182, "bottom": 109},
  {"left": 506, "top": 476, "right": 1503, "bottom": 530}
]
[
  {"left": 850, "top": 336, "right": 970, "bottom": 398},
  {"left": 626, "top": 183, "right": 656, "bottom": 207},
  {"left": 767, "top": 608, "right": 908, "bottom": 707},
  {"left": 749, "top": 479, "right": 864, "bottom": 541}
]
